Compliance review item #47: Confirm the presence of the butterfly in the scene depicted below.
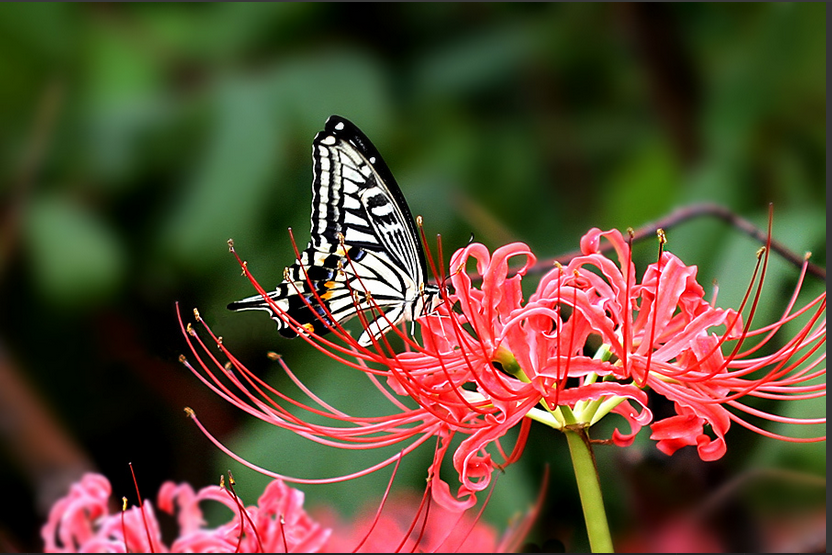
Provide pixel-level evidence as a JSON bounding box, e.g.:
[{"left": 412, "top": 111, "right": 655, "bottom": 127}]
[{"left": 228, "top": 115, "right": 441, "bottom": 347}]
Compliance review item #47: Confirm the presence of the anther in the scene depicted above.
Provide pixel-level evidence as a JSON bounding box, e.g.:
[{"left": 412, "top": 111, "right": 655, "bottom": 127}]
[
  {"left": 193, "top": 308, "right": 201, "bottom": 321},
  {"left": 184, "top": 407, "right": 195, "bottom": 418}
]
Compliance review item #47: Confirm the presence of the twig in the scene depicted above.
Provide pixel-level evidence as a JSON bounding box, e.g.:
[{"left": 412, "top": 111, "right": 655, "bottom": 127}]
[{"left": 525, "top": 203, "right": 825, "bottom": 280}]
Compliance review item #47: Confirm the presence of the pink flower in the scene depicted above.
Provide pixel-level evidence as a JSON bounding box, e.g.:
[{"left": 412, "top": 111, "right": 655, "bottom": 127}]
[
  {"left": 41, "top": 473, "right": 330, "bottom": 553},
  {"left": 180, "top": 227, "right": 825, "bottom": 510},
  {"left": 318, "top": 491, "right": 528, "bottom": 553},
  {"left": 570, "top": 228, "right": 825, "bottom": 460},
  {"left": 42, "top": 473, "right": 532, "bottom": 553}
]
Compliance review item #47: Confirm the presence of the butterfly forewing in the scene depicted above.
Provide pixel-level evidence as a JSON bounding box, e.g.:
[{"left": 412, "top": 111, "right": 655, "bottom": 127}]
[
  {"left": 228, "top": 116, "right": 440, "bottom": 346},
  {"left": 312, "top": 121, "right": 425, "bottom": 281}
]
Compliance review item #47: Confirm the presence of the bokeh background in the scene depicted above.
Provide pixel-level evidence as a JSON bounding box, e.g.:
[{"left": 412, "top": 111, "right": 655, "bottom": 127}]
[{"left": 0, "top": 3, "right": 825, "bottom": 552}]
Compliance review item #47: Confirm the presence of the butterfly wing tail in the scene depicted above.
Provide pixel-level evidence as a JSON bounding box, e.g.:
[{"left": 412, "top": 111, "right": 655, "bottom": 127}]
[{"left": 227, "top": 288, "right": 304, "bottom": 339}]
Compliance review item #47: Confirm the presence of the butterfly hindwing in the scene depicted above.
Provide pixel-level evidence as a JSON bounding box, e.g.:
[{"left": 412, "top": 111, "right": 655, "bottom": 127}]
[{"left": 229, "top": 116, "right": 440, "bottom": 346}]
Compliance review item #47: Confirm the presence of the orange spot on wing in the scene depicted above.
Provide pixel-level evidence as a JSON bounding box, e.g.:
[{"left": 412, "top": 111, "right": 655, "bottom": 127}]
[{"left": 320, "top": 281, "right": 338, "bottom": 300}]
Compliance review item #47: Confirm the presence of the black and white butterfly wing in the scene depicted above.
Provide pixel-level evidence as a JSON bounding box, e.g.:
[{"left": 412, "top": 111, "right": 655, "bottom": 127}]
[
  {"left": 311, "top": 116, "right": 426, "bottom": 285},
  {"left": 228, "top": 116, "right": 439, "bottom": 346}
]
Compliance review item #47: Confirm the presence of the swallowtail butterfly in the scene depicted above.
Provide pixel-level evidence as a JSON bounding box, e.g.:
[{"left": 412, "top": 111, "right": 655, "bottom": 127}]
[{"left": 228, "top": 116, "right": 441, "bottom": 347}]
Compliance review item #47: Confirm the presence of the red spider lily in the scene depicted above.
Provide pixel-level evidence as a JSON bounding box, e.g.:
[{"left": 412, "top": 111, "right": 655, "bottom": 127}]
[
  {"left": 42, "top": 471, "right": 527, "bottom": 553},
  {"left": 41, "top": 473, "right": 329, "bottom": 553},
  {"left": 568, "top": 228, "right": 826, "bottom": 460},
  {"left": 179, "top": 226, "right": 825, "bottom": 512}
]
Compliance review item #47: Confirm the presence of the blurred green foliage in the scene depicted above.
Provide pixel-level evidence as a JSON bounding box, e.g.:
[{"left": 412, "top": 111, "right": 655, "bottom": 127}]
[{"left": 0, "top": 3, "right": 824, "bottom": 552}]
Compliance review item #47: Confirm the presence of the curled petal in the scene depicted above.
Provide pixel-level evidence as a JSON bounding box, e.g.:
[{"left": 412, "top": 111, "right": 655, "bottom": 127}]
[
  {"left": 42, "top": 473, "right": 112, "bottom": 552},
  {"left": 610, "top": 400, "right": 654, "bottom": 446},
  {"left": 649, "top": 401, "right": 729, "bottom": 461}
]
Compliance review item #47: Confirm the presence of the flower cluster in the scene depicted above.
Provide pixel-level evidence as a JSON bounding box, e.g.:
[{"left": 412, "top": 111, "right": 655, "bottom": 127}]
[
  {"left": 41, "top": 473, "right": 328, "bottom": 553},
  {"left": 42, "top": 473, "right": 516, "bottom": 553},
  {"left": 180, "top": 227, "right": 825, "bottom": 511}
]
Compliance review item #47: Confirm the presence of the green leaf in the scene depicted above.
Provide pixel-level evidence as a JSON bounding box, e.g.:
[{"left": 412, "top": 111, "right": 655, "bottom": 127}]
[
  {"left": 603, "top": 138, "right": 680, "bottom": 230},
  {"left": 160, "top": 77, "right": 283, "bottom": 270},
  {"left": 25, "top": 195, "right": 124, "bottom": 307}
]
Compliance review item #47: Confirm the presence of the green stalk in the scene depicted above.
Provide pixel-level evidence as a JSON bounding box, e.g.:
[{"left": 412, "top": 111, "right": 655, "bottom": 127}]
[
  {"left": 564, "top": 427, "right": 614, "bottom": 553},
  {"left": 494, "top": 346, "right": 614, "bottom": 550}
]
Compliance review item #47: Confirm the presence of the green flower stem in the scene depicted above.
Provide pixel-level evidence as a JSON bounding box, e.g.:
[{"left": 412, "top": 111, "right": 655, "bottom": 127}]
[
  {"left": 564, "top": 427, "right": 614, "bottom": 553},
  {"left": 493, "top": 345, "right": 614, "bottom": 551}
]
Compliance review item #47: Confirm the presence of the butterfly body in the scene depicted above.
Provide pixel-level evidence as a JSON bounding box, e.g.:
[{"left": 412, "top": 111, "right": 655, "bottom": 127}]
[{"left": 228, "top": 116, "right": 440, "bottom": 346}]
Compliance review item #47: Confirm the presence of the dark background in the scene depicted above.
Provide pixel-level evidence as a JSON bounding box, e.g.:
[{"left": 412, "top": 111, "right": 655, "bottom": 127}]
[{"left": 0, "top": 3, "right": 825, "bottom": 552}]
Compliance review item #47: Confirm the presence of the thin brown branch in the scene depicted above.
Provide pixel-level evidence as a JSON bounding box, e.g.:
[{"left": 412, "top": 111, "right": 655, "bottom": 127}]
[{"left": 525, "top": 203, "right": 825, "bottom": 280}]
